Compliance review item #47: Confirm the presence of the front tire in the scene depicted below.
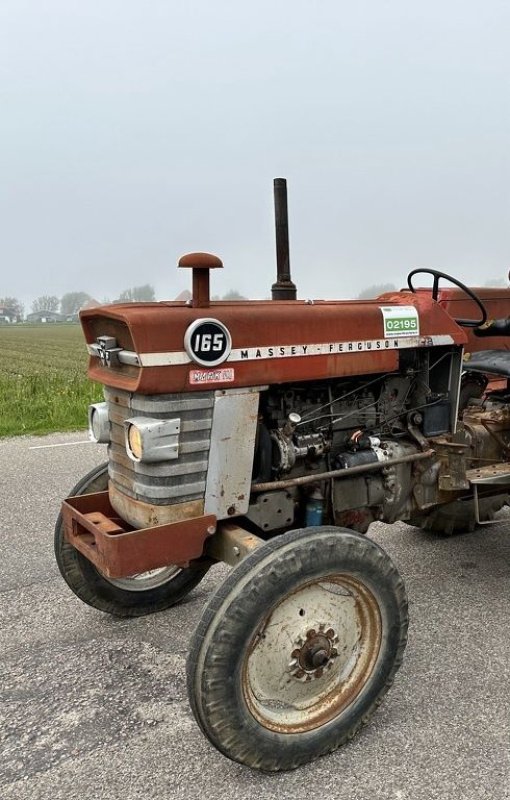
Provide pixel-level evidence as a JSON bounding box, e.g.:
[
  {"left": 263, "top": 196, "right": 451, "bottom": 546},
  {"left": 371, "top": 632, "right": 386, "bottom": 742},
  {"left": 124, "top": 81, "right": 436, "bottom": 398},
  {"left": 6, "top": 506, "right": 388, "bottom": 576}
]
[
  {"left": 55, "top": 463, "right": 210, "bottom": 617},
  {"left": 187, "top": 526, "right": 408, "bottom": 771}
]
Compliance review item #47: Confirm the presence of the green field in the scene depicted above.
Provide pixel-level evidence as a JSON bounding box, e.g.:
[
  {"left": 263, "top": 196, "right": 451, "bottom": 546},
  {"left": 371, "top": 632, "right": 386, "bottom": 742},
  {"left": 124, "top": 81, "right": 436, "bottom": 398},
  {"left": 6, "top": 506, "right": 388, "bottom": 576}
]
[{"left": 0, "top": 325, "right": 103, "bottom": 437}]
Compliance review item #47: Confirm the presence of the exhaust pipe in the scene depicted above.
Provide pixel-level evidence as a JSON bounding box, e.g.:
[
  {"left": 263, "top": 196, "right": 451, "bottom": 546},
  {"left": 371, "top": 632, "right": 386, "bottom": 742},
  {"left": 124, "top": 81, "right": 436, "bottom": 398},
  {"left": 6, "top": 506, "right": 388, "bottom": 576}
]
[{"left": 271, "top": 178, "right": 297, "bottom": 300}]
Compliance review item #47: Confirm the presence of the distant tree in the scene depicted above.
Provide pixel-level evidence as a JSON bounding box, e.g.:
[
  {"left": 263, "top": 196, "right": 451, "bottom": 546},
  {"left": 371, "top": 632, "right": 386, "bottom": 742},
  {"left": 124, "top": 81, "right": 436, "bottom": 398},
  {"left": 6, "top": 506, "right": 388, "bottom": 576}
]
[
  {"left": 222, "top": 290, "right": 247, "bottom": 301},
  {"left": 484, "top": 277, "right": 507, "bottom": 288},
  {"left": 0, "top": 296, "right": 24, "bottom": 321},
  {"left": 32, "top": 295, "right": 60, "bottom": 313},
  {"left": 116, "top": 284, "right": 156, "bottom": 303},
  {"left": 60, "top": 291, "right": 92, "bottom": 316},
  {"left": 357, "top": 283, "right": 397, "bottom": 300}
]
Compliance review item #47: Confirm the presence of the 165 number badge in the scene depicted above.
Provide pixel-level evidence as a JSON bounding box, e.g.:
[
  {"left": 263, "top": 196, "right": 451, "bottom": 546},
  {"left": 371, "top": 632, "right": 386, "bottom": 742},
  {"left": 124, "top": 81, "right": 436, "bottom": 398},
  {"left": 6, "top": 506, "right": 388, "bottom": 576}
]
[{"left": 184, "top": 319, "right": 232, "bottom": 366}]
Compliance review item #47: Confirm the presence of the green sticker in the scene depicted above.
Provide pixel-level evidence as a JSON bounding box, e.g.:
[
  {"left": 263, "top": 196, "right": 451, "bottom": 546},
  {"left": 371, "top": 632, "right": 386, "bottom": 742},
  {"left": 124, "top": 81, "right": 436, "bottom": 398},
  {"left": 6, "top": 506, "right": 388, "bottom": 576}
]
[{"left": 380, "top": 306, "right": 420, "bottom": 338}]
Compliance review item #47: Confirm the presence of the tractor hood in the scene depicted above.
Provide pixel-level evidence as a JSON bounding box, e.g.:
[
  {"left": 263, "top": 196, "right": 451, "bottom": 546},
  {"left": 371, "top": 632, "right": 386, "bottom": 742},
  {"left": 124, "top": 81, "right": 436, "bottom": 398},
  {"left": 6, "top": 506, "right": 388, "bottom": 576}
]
[{"left": 80, "top": 293, "right": 467, "bottom": 395}]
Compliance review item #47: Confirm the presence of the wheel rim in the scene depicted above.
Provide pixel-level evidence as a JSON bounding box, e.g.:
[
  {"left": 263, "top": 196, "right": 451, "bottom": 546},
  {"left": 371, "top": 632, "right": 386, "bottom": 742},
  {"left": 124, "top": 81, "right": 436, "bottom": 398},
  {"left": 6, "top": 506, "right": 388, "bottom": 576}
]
[
  {"left": 242, "top": 575, "right": 382, "bottom": 733},
  {"left": 101, "top": 565, "right": 181, "bottom": 592}
]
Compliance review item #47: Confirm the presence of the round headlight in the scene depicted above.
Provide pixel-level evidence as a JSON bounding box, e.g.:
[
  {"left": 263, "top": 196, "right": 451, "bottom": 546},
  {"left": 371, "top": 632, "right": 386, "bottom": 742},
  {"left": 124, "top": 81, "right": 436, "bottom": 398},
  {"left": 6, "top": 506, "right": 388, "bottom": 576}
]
[
  {"left": 88, "top": 402, "right": 110, "bottom": 443},
  {"left": 127, "top": 424, "right": 143, "bottom": 460}
]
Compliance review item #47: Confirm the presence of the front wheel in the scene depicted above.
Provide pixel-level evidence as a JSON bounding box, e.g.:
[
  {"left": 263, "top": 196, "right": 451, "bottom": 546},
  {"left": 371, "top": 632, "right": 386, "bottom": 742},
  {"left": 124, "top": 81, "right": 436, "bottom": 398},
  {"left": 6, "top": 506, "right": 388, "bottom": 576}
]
[
  {"left": 187, "top": 526, "right": 408, "bottom": 771},
  {"left": 55, "top": 463, "right": 210, "bottom": 617}
]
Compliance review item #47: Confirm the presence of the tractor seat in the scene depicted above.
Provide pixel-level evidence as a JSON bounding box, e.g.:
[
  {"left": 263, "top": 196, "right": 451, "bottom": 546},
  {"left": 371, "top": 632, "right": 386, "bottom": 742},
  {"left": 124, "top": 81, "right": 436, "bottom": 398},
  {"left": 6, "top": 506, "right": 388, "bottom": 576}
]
[{"left": 464, "top": 350, "right": 510, "bottom": 378}]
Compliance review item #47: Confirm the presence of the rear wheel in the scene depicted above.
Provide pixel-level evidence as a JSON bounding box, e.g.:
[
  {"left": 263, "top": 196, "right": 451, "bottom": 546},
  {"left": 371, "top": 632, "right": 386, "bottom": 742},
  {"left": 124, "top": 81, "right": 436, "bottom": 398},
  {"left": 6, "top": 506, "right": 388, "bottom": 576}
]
[
  {"left": 187, "top": 526, "right": 408, "bottom": 771},
  {"left": 55, "top": 463, "right": 210, "bottom": 617},
  {"left": 408, "top": 493, "right": 509, "bottom": 536}
]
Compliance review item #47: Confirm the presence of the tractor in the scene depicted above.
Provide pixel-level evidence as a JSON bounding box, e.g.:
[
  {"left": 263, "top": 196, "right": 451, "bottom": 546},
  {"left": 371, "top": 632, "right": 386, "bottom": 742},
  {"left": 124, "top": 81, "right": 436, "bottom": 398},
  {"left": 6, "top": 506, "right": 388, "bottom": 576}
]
[{"left": 56, "top": 180, "right": 510, "bottom": 771}]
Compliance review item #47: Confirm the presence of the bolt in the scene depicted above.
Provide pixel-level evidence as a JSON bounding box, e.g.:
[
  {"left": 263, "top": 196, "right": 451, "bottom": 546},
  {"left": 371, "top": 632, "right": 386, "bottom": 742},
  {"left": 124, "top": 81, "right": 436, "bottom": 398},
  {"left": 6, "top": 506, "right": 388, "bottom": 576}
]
[
  {"left": 232, "top": 546, "right": 240, "bottom": 557},
  {"left": 227, "top": 505, "right": 236, "bottom": 516},
  {"left": 311, "top": 649, "right": 329, "bottom": 668}
]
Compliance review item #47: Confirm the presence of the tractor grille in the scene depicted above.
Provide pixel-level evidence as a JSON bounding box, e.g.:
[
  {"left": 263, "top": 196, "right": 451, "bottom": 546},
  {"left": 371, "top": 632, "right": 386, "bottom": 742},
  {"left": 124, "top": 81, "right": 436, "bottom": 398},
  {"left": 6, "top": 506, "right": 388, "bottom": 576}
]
[{"left": 105, "top": 387, "right": 214, "bottom": 505}]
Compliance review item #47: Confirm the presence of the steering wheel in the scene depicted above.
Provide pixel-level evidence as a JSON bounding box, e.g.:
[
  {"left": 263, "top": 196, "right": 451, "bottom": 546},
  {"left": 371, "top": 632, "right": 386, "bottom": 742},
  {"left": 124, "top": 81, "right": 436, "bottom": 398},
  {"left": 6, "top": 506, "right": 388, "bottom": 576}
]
[{"left": 406, "top": 268, "right": 487, "bottom": 328}]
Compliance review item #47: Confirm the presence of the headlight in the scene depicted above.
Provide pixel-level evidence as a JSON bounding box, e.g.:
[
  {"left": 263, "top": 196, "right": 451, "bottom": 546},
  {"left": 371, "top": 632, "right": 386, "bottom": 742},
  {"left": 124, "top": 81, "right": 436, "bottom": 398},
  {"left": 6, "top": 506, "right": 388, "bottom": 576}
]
[
  {"left": 88, "top": 402, "right": 110, "bottom": 443},
  {"left": 124, "top": 417, "right": 181, "bottom": 463},
  {"left": 127, "top": 424, "right": 143, "bottom": 460}
]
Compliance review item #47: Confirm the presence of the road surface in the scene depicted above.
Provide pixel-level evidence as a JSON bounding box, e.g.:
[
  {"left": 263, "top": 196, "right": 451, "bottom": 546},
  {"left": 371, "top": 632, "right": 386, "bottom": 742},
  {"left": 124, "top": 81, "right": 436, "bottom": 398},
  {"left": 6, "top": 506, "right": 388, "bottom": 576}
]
[{"left": 1, "top": 431, "right": 509, "bottom": 799}]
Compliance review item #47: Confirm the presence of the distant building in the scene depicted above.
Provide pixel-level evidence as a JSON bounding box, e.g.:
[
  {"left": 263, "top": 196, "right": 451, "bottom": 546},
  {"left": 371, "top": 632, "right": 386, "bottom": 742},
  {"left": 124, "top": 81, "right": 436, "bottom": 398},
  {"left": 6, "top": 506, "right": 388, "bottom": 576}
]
[{"left": 26, "top": 311, "right": 65, "bottom": 323}]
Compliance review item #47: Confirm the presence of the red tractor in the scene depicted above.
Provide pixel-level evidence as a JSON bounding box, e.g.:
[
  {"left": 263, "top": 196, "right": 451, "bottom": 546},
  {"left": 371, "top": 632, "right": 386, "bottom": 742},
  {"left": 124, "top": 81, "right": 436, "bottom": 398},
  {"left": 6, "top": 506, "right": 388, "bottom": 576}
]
[{"left": 56, "top": 180, "right": 510, "bottom": 771}]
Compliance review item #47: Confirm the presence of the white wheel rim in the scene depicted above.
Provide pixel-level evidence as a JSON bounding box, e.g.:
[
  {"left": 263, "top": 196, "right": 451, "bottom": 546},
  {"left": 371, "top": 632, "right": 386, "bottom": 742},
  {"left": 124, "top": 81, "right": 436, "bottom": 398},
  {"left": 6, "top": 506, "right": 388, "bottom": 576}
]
[
  {"left": 102, "top": 565, "right": 181, "bottom": 592},
  {"left": 242, "top": 575, "right": 382, "bottom": 733}
]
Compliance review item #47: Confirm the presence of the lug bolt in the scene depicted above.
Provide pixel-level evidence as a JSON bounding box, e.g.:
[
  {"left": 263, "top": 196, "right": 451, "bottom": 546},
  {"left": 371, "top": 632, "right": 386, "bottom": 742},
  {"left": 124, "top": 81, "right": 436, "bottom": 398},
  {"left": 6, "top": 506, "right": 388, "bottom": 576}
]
[{"left": 311, "top": 648, "right": 329, "bottom": 668}]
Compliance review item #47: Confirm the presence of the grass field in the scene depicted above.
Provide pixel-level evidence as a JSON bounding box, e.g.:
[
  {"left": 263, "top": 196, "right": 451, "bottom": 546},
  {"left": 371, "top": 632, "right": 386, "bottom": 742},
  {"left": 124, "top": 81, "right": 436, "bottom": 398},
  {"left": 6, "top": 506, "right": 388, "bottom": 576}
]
[{"left": 0, "top": 325, "right": 103, "bottom": 437}]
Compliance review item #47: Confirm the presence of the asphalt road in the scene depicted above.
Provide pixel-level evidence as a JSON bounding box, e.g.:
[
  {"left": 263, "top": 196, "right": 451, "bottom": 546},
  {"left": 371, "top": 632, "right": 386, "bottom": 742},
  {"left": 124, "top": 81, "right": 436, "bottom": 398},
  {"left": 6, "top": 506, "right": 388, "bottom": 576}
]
[{"left": 1, "top": 430, "right": 509, "bottom": 800}]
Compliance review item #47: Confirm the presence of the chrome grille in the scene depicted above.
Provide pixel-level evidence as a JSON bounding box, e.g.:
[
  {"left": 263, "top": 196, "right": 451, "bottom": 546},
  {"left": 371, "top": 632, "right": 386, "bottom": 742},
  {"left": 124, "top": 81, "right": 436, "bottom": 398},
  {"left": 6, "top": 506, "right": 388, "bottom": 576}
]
[{"left": 105, "top": 388, "right": 214, "bottom": 505}]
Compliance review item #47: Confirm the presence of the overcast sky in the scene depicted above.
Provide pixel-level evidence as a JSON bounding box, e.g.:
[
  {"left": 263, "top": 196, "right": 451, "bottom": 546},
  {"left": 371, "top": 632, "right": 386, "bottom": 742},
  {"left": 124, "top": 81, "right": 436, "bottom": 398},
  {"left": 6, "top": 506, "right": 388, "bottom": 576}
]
[{"left": 1, "top": 0, "right": 509, "bottom": 312}]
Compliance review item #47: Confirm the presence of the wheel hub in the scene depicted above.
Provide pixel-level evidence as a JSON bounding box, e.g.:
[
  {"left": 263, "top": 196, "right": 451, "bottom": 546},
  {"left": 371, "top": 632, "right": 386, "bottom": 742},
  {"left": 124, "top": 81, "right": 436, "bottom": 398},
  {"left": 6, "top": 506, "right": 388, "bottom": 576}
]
[{"left": 289, "top": 624, "right": 339, "bottom": 681}]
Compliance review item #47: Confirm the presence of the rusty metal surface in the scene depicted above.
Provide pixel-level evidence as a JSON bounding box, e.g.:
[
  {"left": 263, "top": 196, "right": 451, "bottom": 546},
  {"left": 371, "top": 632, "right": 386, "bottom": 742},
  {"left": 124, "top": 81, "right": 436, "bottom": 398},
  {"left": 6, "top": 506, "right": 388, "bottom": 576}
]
[
  {"left": 178, "top": 252, "right": 223, "bottom": 270},
  {"left": 463, "top": 403, "right": 510, "bottom": 464},
  {"left": 80, "top": 292, "right": 467, "bottom": 394},
  {"left": 241, "top": 575, "right": 382, "bottom": 734},
  {"left": 432, "top": 439, "right": 471, "bottom": 492},
  {"left": 108, "top": 482, "right": 205, "bottom": 528},
  {"left": 384, "top": 286, "right": 510, "bottom": 353},
  {"left": 205, "top": 522, "right": 264, "bottom": 566},
  {"left": 179, "top": 253, "right": 223, "bottom": 308},
  {"left": 466, "top": 463, "right": 510, "bottom": 484},
  {"left": 62, "top": 490, "right": 216, "bottom": 578},
  {"left": 203, "top": 388, "right": 260, "bottom": 519}
]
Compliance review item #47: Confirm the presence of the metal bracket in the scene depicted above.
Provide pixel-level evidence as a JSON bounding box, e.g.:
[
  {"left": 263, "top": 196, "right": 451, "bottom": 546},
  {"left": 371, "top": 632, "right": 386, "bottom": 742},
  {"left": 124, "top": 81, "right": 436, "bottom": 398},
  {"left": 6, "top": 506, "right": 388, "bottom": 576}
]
[
  {"left": 472, "top": 484, "right": 499, "bottom": 526},
  {"left": 206, "top": 523, "right": 264, "bottom": 566},
  {"left": 467, "top": 464, "right": 510, "bottom": 526}
]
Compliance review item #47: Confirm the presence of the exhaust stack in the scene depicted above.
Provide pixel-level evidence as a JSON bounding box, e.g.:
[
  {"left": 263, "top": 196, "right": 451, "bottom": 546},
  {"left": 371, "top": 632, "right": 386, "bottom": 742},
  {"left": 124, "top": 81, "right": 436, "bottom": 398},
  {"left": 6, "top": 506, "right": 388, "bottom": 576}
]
[{"left": 271, "top": 178, "right": 297, "bottom": 301}]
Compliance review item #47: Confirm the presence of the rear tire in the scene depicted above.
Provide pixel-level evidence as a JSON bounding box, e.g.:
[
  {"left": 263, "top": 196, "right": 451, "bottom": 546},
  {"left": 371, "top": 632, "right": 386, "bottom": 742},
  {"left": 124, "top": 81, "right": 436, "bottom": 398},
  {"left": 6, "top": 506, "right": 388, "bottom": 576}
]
[
  {"left": 408, "top": 493, "right": 509, "bottom": 536},
  {"left": 186, "top": 526, "right": 408, "bottom": 771},
  {"left": 55, "top": 463, "right": 210, "bottom": 617}
]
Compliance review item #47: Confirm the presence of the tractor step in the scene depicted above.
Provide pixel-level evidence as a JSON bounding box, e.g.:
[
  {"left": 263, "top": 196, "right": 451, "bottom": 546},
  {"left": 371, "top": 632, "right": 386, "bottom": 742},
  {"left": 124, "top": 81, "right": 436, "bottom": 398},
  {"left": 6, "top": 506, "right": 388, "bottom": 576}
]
[
  {"left": 466, "top": 463, "right": 510, "bottom": 486},
  {"left": 465, "top": 464, "right": 510, "bottom": 526}
]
